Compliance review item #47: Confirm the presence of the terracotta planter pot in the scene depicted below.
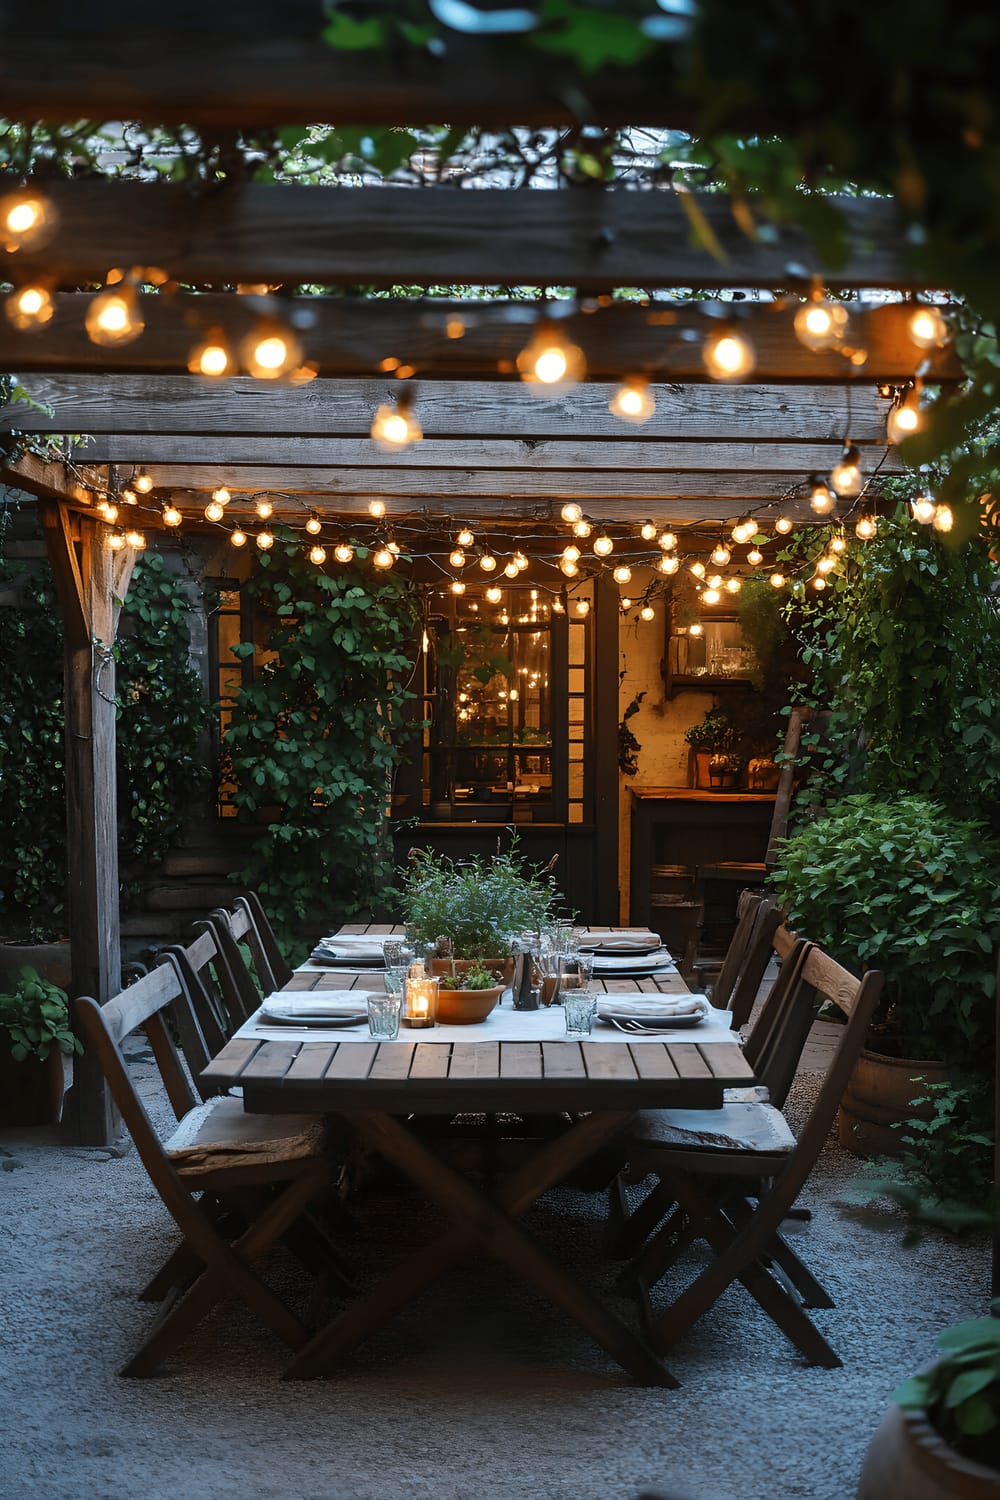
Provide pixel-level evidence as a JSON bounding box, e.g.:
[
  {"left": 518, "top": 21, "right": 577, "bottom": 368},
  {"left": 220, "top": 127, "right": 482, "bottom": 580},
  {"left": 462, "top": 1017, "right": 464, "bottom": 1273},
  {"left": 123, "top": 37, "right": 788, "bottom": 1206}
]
[
  {"left": 0, "top": 1045, "right": 65, "bottom": 1127},
  {"left": 838, "top": 1046, "right": 949, "bottom": 1157},
  {"left": 429, "top": 956, "right": 514, "bottom": 986},
  {"left": 857, "top": 1401, "right": 1000, "bottom": 1499},
  {"left": 435, "top": 984, "right": 504, "bottom": 1025}
]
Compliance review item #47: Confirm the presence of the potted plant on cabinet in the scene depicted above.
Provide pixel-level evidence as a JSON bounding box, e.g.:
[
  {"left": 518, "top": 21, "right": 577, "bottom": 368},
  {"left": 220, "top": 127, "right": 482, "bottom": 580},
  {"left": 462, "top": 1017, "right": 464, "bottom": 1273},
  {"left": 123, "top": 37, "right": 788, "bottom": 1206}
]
[
  {"left": 683, "top": 706, "right": 740, "bottom": 789},
  {"left": 0, "top": 965, "right": 81, "bottom": 1126},
  {"left": 771, "top": 793, "right": 1000, "bottom": 1158},
  {"left": 857, "top": 1301, "right": 1000, "bottom": 1497}
]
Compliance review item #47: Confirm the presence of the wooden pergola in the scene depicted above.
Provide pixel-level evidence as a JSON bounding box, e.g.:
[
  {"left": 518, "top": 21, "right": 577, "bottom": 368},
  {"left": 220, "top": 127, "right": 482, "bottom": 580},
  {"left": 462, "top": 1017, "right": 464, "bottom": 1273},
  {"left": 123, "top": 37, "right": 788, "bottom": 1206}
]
[{"left": 0, "top": 19, "right": 961, "bottom": 1142}]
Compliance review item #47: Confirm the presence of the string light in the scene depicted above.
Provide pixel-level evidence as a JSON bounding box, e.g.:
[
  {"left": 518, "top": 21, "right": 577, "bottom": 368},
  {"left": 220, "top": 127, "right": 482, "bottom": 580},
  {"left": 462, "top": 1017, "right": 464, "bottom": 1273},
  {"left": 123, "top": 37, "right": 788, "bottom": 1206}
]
[
  {"left": 133, "top": 470, "right": 153, "bottom": 494},
  {"left": 573, "top": 518, "right": 593, "bottom": 539},
  {"left": 0, "top": 188, "right": 59, "bottom": 251},
  {"left": 255, "top": 498, "right": 274, "bottom": 520},
  {"left": 747, "top": 547, "right": 764, "bottom": 566},
  {"left": 98, "top": 500, "right": 118, "bottom": 523},
  {"left": 639, "top": 604, "right": 655, "bottom": 621},
  {"left": 829, "top": 534, "right": 847, "bottom": 554},
  {"left": 450, "top": 579, "right": 466, "bottom": 594},
  {"left": 658, "top": 555, "right": 680, "bottom": 575},
  {"left": 609, "top": 377, "right": 655, "bottom": 423},
  {"left": 387, "top": 540, "right": 401, "bottom": 556},
  {"left": 659, "top": 531, "right": 678, "bottom": 551},
  {"left": 710, "top": 541, "right": 731, "bottom": 566},
  {"left": 816, "top": 554, "right": 836, "bottom": 574},
  {"left": 912, "top": 492, "right": 937, "bottom": 524},
  {"left": 613, "top": 564, "right": 632, "bottom": 585},
  {"left": 560, "top": 502, "right": 583, "bottom": 524},
  {"left": 769, "top": 572, "right": 786, "bottom": 589},
  {"left": 210, "top": 486, "right": 230, "bottom": 506},
  {"left": 620, "top": 597, "right": 633, "bottom": 611},
  {"left": 726, "top": 577, "right": 742, "bottom": 594},
  {"left": 230, "top": 529, "right": 248, "bottom": 548},
  {"left": 688, "top": 622, "right": 704, "bottom": 637},
  {"left": 188, "top": 332, "right": 233, "bottom": 377},
  {"left": 793, "top": 291, "right": 849, "bottom": 351},
  {"left": 333, "top": 542, "right": 355, "bottom": 563},
  {"left": 562, "top": 544, "right": 581, "bottom": 564},
  {"left": 305, "top": 515, "right": 322, "bottom": 535},
  {"left": 120, "top": 488, "right": 137, "bottom": 505},
  {"left": 813, "top": 575, "right": 828, "bottom": 591},
  {"left": 163, "top": 504, "right": 182, "bottom": 528},
  {"left": 774, "top": 516, "right": 793, "bottom": 535},
  {"left": 242, "top": 320, "right": 302, "bottom": 380},
  {"left": 560, "top": 558, "right": 579, "bottom": 577},
  {"left": 504, "top": 560, "right": 520, "bottom": 578},
  {"left": 689, "top": 560, "right": 706, "bottom": 578},
  {"left": 368, "top": 499, "right": 387, "bottom": 518},
  {"left": 128, "top": 529, "right": 148, "bottom": 549},
  {"left": 479, "top": 552, "right": 498, "bottom": 572},
  {"left": 702, "top": 587, "right": 722, "bottom": 604},
  {"left": 574, "top": 599, "right": 590, "bottom": 616},
  {"left": 371, "top": 398, "right": 422, "bottom": 449},
  {"left": 908, "top": 305, "right": 950, "bottom": 349},
  {"left": 830, "top": 443, "right": 863, "bottom": 498},
  {"left": 107, "top": 532, "right": 127, "bottom": 551},
  {"left": 855, "top": 515, "right": 877, "bottom": 540},
  {"left": 5, "top": 283, "right": 54, "bottom": 329},
  {"left": 85, "top": 284, "right": 144, "bottom": 346},
  {"left": 933, "top": 504, "right": 954, "bottom": 532},
  {"left": 517, "top": 322, "right": 586, "bottom": 388},
  {"left": 256, "top": 530, "right": 274, "bottom": 550},
  {"left": 513, "top": 550, "right": 529, "bottom": 572},
  {"left": 486, "top": 586, "right": 503, "bottom": 603},
  {"left": 808, "top": 477, "right": 837, "bottom": 515},
  {"left": 372, "top": 546, "right": 395, "bottom": 569},
  {"left": 731, "top": 518, "right": 756, "bottom": 545},
  {"left": 308, "top": 545, "right": 327, "bottom": 565},
  {"left": 702, "top": 328, "right": 756, "bottom": 380},
  {"left": 204, "top": 498, "right": 226, "bottom": 522},
  {"left": 449, "top": 548, "right": 466, "bottom": 569},
  {"left": 456, "top": 526, "right": 475, "bottom": 547},
  {"left": 593, "top": 533, "right": 614, "bottom": 557},
  {"left": 887, "top": 385, "right": 923, "bottom": 444},
  {"left": 640, "top": 521, "right": 657, "bottom": 542}
]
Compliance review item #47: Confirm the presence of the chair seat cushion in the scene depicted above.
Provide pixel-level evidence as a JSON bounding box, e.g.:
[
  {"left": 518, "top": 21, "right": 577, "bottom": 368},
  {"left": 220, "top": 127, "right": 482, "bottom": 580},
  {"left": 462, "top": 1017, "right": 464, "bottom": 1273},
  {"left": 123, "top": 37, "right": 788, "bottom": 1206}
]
[
  {"left": 630, "top": 1101, "right": 796, "bottom": 1154},
  {"left": 166, "top": 1096, "right": 326, "bottom": 1175}
]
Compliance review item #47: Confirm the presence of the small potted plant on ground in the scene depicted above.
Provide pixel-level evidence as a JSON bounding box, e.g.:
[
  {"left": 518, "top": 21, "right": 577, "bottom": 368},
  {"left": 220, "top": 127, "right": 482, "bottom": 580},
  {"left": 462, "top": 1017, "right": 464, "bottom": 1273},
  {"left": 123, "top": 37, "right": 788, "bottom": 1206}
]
[
  {"left": 857, "top": 1300, "right": 1000, "bottom": 1496},
  {"left": 683, "top": 706, "right": 740, "bottom": 789},
  {"left": 0, "top": 965, "right": 81, "bottom": 1126}
]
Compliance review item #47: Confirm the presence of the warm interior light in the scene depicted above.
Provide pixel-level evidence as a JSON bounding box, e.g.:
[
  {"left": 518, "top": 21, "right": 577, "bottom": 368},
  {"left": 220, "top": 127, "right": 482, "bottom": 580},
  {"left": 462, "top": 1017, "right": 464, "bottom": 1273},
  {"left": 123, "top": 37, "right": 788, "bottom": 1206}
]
[
  {"left": 163, "top": 505, "right": 182, "bottom": 528},
  {"left": 908, "top": 305, "right": 949, "bottom": 350},
  {"left": 593, "top": 533, "right": 614, "bottom": 557},
  {"left": 517, "top": 323, "right": 586, "bottom": 388},
  {"left": 86, "top": 286, "right": 144, "bottom": 346},
  {"left": 308, "top": 545, "right": 327, "bottom": 565},
  {"left": 256, "top": 530, "right": 274, "bottom": 550},
  {"left": 609, "top": 377, "right": 655, "bottom": 424},
  {"left": 0, "top": 189, "right": 58, "bottom": 251},
  {"left": 305, "top": 515, "right": 322, "bottom": 535},
  {"left": 702, "top": 329, "right": 756, "bottom": 380},
  {"left": 6, "top": 283, "right": 54, "bottom": 329},
  {"left": 230, "top": 529, "right": 248, "bottom": 548},
  {"left": 793, "top": 294, "right": 849, "bottom": 351}
]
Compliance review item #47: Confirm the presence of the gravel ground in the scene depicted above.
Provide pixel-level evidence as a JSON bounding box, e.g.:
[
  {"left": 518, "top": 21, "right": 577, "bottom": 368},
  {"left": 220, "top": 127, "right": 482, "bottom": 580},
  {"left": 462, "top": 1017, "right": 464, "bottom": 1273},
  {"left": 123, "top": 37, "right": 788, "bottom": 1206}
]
[{"left": 0, "top": 1038, "right": 989, "bottom": 1500}]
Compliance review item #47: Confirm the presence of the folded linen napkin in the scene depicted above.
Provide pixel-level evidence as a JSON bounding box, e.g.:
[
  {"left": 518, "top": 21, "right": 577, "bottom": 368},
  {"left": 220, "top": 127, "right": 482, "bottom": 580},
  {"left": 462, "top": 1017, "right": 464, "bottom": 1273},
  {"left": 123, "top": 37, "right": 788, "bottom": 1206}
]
[
  {"left": 311, "top": 942, "right": 386, "bottom": 965},
  {"left": 260, "top": 993, "right": 371, "bottom": 1019},
  {"left": 591, "top": 949, "right": 675, "bottom": 971},
  {"left": 321, "top": 932, "right": 390, "bottom": 947},
  {"left": 577, "top": 931, "right": 662, "bottom": 953},
  {"left": 596, "top": 994, "right": 711, "bottom": 1021}
]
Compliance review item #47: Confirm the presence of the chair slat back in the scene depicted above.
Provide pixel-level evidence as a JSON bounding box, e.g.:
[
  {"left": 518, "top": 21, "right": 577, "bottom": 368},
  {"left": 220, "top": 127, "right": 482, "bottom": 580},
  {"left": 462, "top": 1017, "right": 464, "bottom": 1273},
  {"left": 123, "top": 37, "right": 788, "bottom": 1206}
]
[
  {"left": 236, "top": 892, "right": 293, "bottom": 990},
  {"left": 711, "top": 890, "right": 768, "bottom": 1013},
  {"left": 728, "top": 899, "right": 783, "bottom": 1030},
  {"left": 158, "top": 923, "right": 259, "bottom": 1099}
]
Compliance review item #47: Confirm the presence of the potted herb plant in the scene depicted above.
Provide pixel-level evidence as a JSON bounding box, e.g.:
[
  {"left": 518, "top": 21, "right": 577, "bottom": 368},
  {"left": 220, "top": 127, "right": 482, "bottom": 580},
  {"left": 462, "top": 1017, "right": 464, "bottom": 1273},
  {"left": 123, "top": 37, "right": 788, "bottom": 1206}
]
[
  {"left": 434, "top": 961, "right": 506, "bottom": 1025},
  {"left": 857, "top": 1301, "right": 1000, "bottom": 1497},
  {"left": 391, "top": 837, "right": 565, "bottom": 978},
  {"left": 772, "top": 793, "right": 1000, "bottom": 1157},
  {"left": 0, "top": 965, "right": 81, "bottom": 1126},
  {"left": 683, "top": 706, "right": 740, "bottom": 789}
]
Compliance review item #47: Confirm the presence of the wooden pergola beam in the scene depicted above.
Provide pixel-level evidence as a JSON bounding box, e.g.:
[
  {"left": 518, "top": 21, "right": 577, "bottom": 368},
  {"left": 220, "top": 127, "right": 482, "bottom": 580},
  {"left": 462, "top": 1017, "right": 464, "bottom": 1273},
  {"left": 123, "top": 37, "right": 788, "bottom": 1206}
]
[
  {"left": 0, "top": 449, "right": 106, "bottom": 505},
  {"left": 2, "top": 183, "right": 919, "bottom": 291},
  {"left": 0, "top": 295, "right": 958, "bottom": 384},
  {"left": 2, "top": 377, "right": 896, "bottom": 443},
  {"left": 77, "top": 435, "right": 902, "bottom": 475}
]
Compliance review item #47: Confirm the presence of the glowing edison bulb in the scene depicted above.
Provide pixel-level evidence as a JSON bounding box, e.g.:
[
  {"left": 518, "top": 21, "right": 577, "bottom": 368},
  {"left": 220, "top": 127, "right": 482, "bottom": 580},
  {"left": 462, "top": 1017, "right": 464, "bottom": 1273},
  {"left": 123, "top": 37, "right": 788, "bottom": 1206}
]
[
  {"left": 0, "top": 189, "right": 58, "bottom": 251},
  {"left": 513, "top": 551, "right": 528, "bottom": 571},
  {"left": 479, "top": 552, "right": 498, "bottom": 573},
  {"left": 333, "top": 542, "right": 354, "bottom": 563},
  {"left": 449, "top": 548, "right": 466, "bottom": 569},
  {"left": 188, "top": 334, "right": 232, "bottom": 377},
  {"left": 613, "top": 564, "right": 632, "bottom": 585},
  {"left": 255, "top": 497, "right": 274, "bottom": 520},
  {"left": 793, "top": 294, "right": 849, "bottom": 351},
  {"left": 639, "top": 604, "right": 655, "bottom": 621},
  {"left": 933, "top": 504, "right": 954, "bottom": 532},
  {"left": 708, "top": 574, "right": 723, "bottom": 589},
  {"left": 829, "top": 535, "right": 847, "bottom": 554},
  {"left": 731, "top": 518, "right": 756, "bottom": 545},
  {"left": 85, "top": 286, "right": 144, "bottom": 346},
  {"left": 726, "top": 577, "right": 743, "bottom": 594},
  {"left": 308, "top": 545, "right": 327, "bottom": 565},
  {"left": 163, "top": 504, "right": 182, "bottom": 528},
  {"left": 562, "top": 543, "right": 581, "bottom": 564},
  {"left": 243, "top": 322, "right": 302, "bottom": 380},
  {"left": 659, "top": 531, "right": 677, "bottom": 551},
  {"left": 125, "top": 529, "right": 146, "bottom": 549},
  {"left": 908, "top": 305, "right": 950, "bottom": 349},
  {"left": 212, "top": 486, "right": 231, "bottom": 507},
  {"left": 816, "top": 554, "right": 836, "bottom": 574},
  {"left": 504, "top": 560, "right": 520, "bottom": 579},
  {"left": 640, "top": 520, "right": 657, "bottom": 542},
  {"left": 689, "top": 560, "right": 706, "bottom": 578},
  {"left": 711, "top": 542, "right": 731, "bottom": 566},
  {"left": 593, "top": 533, "right": 614, "bottom": 557},
  {"left": 450, "top": 579, "right": 466, "bottom": 595},
  {"left": 702, "top": 587, "right": 722, "bottom": 604},
  {"left": 769, "top": 571, "right": 786, "bottom": 589},
  {"left": 574, "top": 599, "right": 591, "bottom": 617},
  {"left": 107, "top": 532, "right": 127, "bottom": 551},
  {"left": 573, "top": 518, "right": 592, "bottom": 539},
  {"left": 702, "top": 329, "right": 756, "bottom": 380},
  {"left": 230, "top": 529, "right": 248, "bottom": 548},
  {"left": 747, "top": 547, "right": 764, "bottom": 566},
  {"left": 813, "top": 575, "right": 828, "bottom": 591},
  {"left": 99, "top": 502, "right": 118, "bottom": 523},
  {"left": 305, "top": 515, "right": 322, "bottom": 535},
  {"left": 609, "top": 377, "right": 655, "bottom": 424},
  {"left": 372, "top": 546, "right": 395, "bottom": 569},
  {"left": 658, "top": 555, "right": 680, "bottom": 575},
  {"left": 204, "top": 499, "right": 225, "bottom": 522},
  {"left": 387, "top": 540, "right": 401, "bottom": 556},
  {"left": 517, "top": 324, "right": 585, "bottom": 388},
  {"left": 620, "top": 597, "right": 633, "bottom": 611},
  {"left": 457, "top": 526, "right": 475, "bottom": 548},
  {"left": 371, "top": 403, "right": 422, "bottom": 449},
  {"left": 560, "top": 558, "right": 579, "bottom": 577},
  {"left": 368, "top": 498, "right": 386, "bottom": 519},
  {"left": 855, "top": 515, "right": 877, "bottom": 540},
  {"left": 560, "top": 502, "right": 583, "bottom": 525},
  {"left": 830, "top": 444, "right": 863, "bottom": 498},
  {"left": 774, "top": 516, "right": 793, "bottom": 535},
  {"left": 6, "top": 283, "right": 54, "bottom": 329},
  {"left": 809, "top": 478, "right": 836, "bottom": 515},
  {"left": 887, "top": 390, "right": 922, "bottom": 444},
  {"left": 256, "top": 530, "right": 274, "bottom": 550},
  {"left": 121, "top": 488, "right": 137, "bottom": 506},
  {"left": 485, "top": 586, "right": 503, "bottom": 603},
  {"left": 912, "top": 493, "right": 937, "bottom": 524},
  {"left": 133, "top": 470, "right": 153, "bottom": 494}
]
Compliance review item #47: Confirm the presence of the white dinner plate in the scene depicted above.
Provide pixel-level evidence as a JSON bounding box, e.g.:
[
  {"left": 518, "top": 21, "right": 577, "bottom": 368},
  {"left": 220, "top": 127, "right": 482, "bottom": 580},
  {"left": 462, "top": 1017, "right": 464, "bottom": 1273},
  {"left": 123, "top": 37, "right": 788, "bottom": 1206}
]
[
  {"left": 260, "top": 993, "right": 372, "bottom": 1024},
  {"left": 590, "top": 950, "right": 675, "bottom": 972},
  {"left": 596, "top": 996, "right": 709, "bottom": 1027}
]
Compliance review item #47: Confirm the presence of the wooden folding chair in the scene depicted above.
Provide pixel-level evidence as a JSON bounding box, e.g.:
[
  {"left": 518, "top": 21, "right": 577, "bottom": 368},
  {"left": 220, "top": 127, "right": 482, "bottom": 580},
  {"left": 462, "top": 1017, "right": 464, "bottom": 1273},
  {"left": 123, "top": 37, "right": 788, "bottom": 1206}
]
[
  {"left": 622, "top": 947, "right": 882, "bottom": 1368},
  {"left": 157, "top": 924, "right": 259, "bottom": 1098},
  {"left": 237, "top": 891, "right": 294, "bottom": 990},
  {"left": 210, "top": 892, "right": 292, "bottom": 994},
  {"left": 75, "top": 965, "right": 338, "bottom": 1377}
]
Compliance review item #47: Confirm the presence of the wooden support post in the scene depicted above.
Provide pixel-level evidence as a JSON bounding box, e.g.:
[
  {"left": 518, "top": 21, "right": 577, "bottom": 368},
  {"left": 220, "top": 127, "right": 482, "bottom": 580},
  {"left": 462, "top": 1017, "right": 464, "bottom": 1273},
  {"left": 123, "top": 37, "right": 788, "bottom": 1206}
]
[{"left": 40, "top": 501, "right": 132, "bottom": 1144}]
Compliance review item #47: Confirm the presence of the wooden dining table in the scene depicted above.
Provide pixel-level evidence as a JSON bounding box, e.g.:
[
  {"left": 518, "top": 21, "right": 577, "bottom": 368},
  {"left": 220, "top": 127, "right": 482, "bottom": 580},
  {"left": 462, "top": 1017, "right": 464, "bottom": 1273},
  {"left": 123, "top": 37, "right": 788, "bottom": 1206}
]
[{"left": 200, "top": 928, "right": 757, "bottom": 1385}]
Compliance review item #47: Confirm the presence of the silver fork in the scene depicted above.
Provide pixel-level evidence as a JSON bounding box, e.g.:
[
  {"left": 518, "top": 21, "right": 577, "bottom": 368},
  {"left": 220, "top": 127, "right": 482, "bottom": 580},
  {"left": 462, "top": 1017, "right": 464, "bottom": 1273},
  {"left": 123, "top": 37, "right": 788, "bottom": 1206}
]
[{"left": 606, "top": 1016, "right": 674, "bottom": 1035}]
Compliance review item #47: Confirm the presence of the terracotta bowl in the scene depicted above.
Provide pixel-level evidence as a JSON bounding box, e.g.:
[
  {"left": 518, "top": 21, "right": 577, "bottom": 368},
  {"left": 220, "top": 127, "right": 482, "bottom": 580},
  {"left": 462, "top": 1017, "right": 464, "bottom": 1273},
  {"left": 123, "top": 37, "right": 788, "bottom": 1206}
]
[{"left": 434, "top": 984, "right": 504, "bottom": 1025}]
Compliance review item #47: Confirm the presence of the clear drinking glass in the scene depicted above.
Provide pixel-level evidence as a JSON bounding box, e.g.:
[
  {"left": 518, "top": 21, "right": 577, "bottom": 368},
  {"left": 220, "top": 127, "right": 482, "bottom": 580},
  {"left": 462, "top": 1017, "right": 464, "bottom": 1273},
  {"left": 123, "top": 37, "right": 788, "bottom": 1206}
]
[
  {"left": 383, "top": 939, "right": 413, "bottom": 969},
  {"left": 384, "top": 965, "right": 408, "bottom": 998},
  {"left": 564, "top": 991, "right": 597, "bottom": 1037},
  {"left": 368, "top": 991, "right": 401, "bottom": 1040}
]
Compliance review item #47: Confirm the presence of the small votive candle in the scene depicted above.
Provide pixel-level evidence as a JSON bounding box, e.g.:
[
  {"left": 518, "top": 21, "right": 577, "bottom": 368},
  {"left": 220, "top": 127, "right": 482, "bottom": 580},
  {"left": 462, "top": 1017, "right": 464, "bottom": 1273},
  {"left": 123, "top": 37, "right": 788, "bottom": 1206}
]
[{"left": 403, "top": 969, "right": 438, "bottom": 1028}]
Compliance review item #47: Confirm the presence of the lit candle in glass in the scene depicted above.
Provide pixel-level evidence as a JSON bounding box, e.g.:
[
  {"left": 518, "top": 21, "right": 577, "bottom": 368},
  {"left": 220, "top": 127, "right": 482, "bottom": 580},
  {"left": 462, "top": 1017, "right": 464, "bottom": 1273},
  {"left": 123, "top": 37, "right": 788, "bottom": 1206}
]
[{"left": 403, "top": 963, "right": 438, "bottom": 1028}]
